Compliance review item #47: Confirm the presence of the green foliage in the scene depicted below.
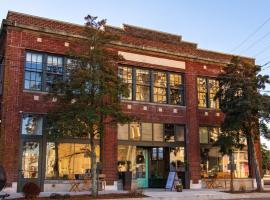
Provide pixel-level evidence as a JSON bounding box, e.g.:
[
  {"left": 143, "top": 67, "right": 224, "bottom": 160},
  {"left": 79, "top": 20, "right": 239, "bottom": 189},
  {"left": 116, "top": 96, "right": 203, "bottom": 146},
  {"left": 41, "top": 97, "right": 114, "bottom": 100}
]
[
  {"left": 215, "top": 57, "right": 270, "bottom": 139},
  {"left": 261, "top": 143, "right": 270, "bottom": 175},
  {"left": 215, "top": 56, "right": 270, "bottom": 191}
]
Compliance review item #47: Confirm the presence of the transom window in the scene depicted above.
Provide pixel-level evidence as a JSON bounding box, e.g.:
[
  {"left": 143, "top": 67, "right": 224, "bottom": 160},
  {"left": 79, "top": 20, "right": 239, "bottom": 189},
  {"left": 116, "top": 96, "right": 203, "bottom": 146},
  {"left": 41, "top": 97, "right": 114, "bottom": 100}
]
[
  {"left": 118, "top": 66, "right": 185, "bottom": 105},
  {"left": 21, "top": 114, "right": 44, "bottom": 135},
  {"left": 24, "top": 51, "right": 65, "bottom": 92},
  {"left": 118, "top": 123, "right": 185, "bottom": 142},
  {"left": 197, "top": 77, "right": 219, "bottom": 109},
  {"left": 199, "top": 127, "right": 219, "bottom": 144}
]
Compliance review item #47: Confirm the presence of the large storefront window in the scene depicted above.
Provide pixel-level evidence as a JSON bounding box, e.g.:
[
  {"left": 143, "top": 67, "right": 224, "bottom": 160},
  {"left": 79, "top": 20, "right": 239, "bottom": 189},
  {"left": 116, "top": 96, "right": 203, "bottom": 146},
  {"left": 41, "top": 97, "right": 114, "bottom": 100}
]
[
  {"left": 45, "top": 143, "right": 100, "bottom": 179},
  {"left": 200, "top": 147, "right": 249, "bottom": 178}
]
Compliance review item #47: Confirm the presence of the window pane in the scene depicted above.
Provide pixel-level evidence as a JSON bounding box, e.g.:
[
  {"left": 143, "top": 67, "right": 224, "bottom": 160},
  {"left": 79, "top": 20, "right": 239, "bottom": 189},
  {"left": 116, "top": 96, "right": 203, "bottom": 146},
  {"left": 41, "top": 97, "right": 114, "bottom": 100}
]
[
  {"left": 22, "top": 114, "right": 43, "bottom": 135},
  {"left": 152, "top": 148, "right": 157, "bottom": 160},
  {"left": 153, "top": 87, "right": 167, "bottom": 103},
  {"left": 170, "top": 147, "right": 185, "bottom": 171},
  {"left": 130, "top": 123, "right": 141, "bottom": 141},
  {"left": 199, "top": 127, "right": 208, "bottom": 143},
  {"left": 153, "top": 71, "right": 166, "bottom": 87},
  {"left": 46, "top": 143, "right": 99, "bottom": 179},
  {"left": 153, "top": 123, "right": 163, "bottom": 141},
  {"left": 153, "top": 71, "right": 167, "bottom": 103},
  {"left": 158, "top": 147, "right": 164, "bottom": 160},
  {"left": 46, "top": 55, "right": 64, "bottom": 92},
  {"left": 117, "top": 124, "right": 129, "bottom": 140},
  {"left": 175, "top": 125, "right": 185, "bottom": 141},
  {"left": 142, "top": 123, "right": 152, "bottom": 141},
  {"left": 209, "top": 79, "right": 219, "bottom": 109},
  {"left": 209, "top": 127, "right": 219, "bottom": 143},
  {"left": 164, "top": 124, "right": 174, "bottom": 142},
  {"left": 45, "top": 143, "right": 56, "bottom": 178},
  {"left": 24, "top": 52, "right": 43, "bottom": 91},
  {"left": 118, "top": 66, "right": 132, "bottom": 100},
  {"left": 136, "top": 69, "right": 150, "bottom": 101},
  {"left": 22, "top": 142, "right": 39, "bottom": 178},
  {"left": 136, "top": 85, "right": 150, "bottom": 101},
  {"left": 118, "top": 145, "right": 136, "bottom": 174},
  {"left": 197, "top": 77, "right": 207, "bottom": 107}
]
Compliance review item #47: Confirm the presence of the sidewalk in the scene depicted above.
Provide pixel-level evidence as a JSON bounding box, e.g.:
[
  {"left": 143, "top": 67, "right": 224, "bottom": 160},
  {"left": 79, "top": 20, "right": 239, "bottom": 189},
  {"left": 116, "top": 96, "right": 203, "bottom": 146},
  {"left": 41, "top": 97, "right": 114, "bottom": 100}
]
[
  {"left": 1, "top": 188, "right": 270, "bottom": 200},
  {"left": 144, "top": 188, "right": 270, "bottom": 200}
]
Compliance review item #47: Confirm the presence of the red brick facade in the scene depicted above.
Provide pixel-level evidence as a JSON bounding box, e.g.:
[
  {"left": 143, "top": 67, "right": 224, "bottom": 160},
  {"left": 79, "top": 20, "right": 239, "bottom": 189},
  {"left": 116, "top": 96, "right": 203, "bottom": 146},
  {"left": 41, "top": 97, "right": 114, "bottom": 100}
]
[{"left": 0, "top": 11, "right": 262, "bottom": 190}]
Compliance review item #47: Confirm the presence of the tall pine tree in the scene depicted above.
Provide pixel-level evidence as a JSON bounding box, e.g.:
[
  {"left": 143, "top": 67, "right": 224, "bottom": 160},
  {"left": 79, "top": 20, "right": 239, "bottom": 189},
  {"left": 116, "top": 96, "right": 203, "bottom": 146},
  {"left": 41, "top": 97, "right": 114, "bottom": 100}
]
[{"left": 215, "top": 57, "right": 270, "bottom": 191}]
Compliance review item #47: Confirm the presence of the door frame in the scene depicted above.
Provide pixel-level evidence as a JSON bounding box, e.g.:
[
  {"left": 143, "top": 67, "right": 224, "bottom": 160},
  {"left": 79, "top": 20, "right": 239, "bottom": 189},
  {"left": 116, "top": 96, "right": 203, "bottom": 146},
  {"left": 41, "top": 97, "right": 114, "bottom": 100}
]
[{"left": 136, "top": 148, "right": 149, "bottom": 188}]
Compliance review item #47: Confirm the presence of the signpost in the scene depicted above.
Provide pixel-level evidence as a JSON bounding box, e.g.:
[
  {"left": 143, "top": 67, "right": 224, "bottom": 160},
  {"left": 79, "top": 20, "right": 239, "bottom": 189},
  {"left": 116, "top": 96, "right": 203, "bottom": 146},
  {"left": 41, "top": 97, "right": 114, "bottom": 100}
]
[{"left": 165, "top": 172, "right": 181, "bottom": 191}]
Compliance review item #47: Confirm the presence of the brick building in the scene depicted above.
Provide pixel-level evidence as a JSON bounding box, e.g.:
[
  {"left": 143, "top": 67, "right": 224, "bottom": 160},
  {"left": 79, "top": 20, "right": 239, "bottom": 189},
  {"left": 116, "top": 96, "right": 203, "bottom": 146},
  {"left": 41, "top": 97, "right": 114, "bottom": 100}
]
[{"left": 0, "top": 11, "right": 262, "bottom": 192}]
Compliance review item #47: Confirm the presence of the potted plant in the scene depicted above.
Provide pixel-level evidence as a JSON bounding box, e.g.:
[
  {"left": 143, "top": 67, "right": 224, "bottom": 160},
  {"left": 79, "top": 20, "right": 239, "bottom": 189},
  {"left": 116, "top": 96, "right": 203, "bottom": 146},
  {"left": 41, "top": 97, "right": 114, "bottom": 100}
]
[{"left": 175, "top": 183, "right": 183, "bottom": 192}]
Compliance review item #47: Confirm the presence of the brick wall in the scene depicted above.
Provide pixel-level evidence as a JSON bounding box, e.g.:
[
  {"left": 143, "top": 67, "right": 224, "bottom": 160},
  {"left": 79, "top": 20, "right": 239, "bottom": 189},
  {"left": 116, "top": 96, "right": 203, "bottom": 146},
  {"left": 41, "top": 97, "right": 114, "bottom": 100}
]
[{"left": 0, "top": 11, "right": 262, "bottom": 188}]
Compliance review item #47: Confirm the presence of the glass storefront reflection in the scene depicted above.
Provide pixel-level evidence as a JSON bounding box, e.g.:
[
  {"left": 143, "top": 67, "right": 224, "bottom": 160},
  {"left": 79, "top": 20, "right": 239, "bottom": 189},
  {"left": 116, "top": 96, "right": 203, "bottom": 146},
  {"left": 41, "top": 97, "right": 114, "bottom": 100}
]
[
  {"left": 200, "top": 147, "right": 249, "bottom": 178},
  {"left": 22, "top": 142, "right": 39, "bottom": 178},
  {"left": 46, "top": 143, "right": 100, "bottom": 179}
]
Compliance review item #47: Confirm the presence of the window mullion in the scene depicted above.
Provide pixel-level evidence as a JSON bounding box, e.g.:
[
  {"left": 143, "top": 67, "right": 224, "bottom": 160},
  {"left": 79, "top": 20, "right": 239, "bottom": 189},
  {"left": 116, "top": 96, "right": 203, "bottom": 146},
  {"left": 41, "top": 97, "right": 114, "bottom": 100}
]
[
  {"left": 150, "top": 69, "right": 153, "bottom": 102},
  {"left": 42, "top": 54, "right": 47, "bottom": 92},
  {"left": 132, "top": 67, "right": 136, "bottom": 101},
  {"left": 167, "top": 72, "right": 170, "bottom": 104}
]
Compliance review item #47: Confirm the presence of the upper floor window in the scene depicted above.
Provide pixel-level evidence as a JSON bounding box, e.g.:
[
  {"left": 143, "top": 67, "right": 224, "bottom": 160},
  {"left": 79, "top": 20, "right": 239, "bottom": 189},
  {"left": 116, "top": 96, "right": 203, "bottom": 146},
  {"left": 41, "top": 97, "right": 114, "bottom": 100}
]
[
  {"left": 136, "top": 69, "right": 150, "bottom": 101},
  {"left": 24, "top": 51, "right": 64, "bottom": 92},
  {"left": 46, "top": 55, "right": 64, "bottom": 92},
  {"left": 197, "top": 77, "right": 219, "bottom": 109},
  {"left": 25, "top": 52, "right": 43, "bottom": 91},
  {"left": 170, "top": 73, "right": 184, "bottom": 105},
  {"left": 118, "top": 66, "right": 132, "bottom": 100},
  {"left": 153, "top": 71, "right": 167, "bottom": 103},
  {"left": 118, "top": 66, "right": 185, "bottom": 106}
]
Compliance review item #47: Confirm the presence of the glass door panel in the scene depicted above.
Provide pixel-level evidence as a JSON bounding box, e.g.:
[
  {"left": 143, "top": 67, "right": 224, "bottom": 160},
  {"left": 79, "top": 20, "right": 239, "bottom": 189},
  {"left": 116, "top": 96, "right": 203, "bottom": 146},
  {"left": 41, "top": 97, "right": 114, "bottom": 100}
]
[
  {"left": 136, "top": 148, "right": 148, "bottom": 188},
  {"left": 19, "top": 140, "right": 42, "bottom": 191},
  {"left": 22, "top": 142, "right": 40, "bottom": 178}
]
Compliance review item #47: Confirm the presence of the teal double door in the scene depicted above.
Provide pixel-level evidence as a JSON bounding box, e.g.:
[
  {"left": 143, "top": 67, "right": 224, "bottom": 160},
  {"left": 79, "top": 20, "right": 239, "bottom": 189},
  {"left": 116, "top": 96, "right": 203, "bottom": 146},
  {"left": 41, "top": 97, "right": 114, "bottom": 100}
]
[{"left": 136, "top": 148, "right": 149, "bottom": 188}]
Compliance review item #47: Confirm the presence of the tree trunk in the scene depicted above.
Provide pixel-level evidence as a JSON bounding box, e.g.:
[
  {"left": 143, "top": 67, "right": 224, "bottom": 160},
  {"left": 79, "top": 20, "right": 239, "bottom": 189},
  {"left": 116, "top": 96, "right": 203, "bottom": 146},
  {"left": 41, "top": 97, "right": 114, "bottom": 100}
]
[
  {"left": 229, "top": 153, "right": 234, "bottom": 192},
  {"left": 247, "top": 135, "right": 253, "bottom": 178},
  {"left": 90, "top": 138, "right": 98, "bottom": 197},
  {"left": 250, "top": 135, "right": 263, "bottom": 191}
]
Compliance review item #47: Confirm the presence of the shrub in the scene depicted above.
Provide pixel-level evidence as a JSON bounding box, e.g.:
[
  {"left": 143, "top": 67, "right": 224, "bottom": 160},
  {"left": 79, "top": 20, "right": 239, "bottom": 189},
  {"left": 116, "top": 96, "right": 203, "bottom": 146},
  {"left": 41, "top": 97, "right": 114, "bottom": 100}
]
[{"left": 22, "top": 182, "right": 41, "bottom": 199}]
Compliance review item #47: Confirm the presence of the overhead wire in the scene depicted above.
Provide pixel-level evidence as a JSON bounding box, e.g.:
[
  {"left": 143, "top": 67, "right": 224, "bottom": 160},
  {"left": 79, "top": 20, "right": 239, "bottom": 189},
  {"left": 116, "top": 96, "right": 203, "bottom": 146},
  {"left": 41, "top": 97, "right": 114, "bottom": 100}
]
[{"left": 230, "top": 15, "right": 270, "bottom": 53}]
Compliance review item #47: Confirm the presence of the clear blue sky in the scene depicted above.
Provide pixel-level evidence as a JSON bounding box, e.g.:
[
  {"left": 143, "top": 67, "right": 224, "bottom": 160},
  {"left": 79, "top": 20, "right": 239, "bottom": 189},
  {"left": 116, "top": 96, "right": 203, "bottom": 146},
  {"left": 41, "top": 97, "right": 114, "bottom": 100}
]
[{"left": 1, "top": 0, "right": 270, "bottom": 147}]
